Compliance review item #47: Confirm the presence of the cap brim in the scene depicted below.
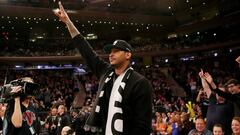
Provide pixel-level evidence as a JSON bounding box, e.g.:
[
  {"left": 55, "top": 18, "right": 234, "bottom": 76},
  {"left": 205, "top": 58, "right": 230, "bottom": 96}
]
[
  {"left": 103, "top": 44, "right": 114, "bottom": 53},
  {"left": 103, "top": 44, "right": 126, "bottom": 53}
]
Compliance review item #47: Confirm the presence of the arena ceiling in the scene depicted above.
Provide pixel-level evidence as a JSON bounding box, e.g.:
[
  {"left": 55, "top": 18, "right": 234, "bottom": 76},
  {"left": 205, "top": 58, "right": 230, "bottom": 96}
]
[{"left": 0, "top": 0, "right": 220, "bottom": 40}]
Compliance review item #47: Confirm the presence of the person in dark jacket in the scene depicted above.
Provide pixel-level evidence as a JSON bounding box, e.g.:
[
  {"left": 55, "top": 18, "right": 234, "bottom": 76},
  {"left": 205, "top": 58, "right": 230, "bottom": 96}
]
[
  {"left": 203, "top": 72, "right": 240, "bottom": 117},
  {"left": 56, "top": 105, "right": 71, "bottom": 135},
  {"left": 199, "top": 70, "right": 234, "bottom": 134},
  {"left": 54, "top": 2, "right": 153, "bottom": 135},
  {"left": 45, "top": 106, "right": 58, "bottom": 135}
]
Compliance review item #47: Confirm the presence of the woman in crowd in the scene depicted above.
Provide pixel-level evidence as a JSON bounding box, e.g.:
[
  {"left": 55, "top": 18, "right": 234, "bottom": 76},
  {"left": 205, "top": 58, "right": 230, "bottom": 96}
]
[{"left": 232, "top": 117, "right": 240, "bottom": 135}]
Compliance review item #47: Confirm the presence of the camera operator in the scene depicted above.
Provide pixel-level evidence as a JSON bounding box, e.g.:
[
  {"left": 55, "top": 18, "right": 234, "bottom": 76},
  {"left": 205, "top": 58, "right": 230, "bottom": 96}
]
[
  {"left": 2, "top": 77, "right": 41, "bottom": 135},
  {"left": 0, "top": 102, "right": 7, "bottom": 134}
]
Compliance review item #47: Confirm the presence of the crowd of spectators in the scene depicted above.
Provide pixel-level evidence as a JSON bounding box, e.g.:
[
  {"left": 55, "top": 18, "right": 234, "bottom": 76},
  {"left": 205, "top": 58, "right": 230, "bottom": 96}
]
[
  {"left": 1, "top": 22, "right": 239, "bottom": 57},
  {"left": 0, "top": 55, "right": 239, "bottom": 134}
]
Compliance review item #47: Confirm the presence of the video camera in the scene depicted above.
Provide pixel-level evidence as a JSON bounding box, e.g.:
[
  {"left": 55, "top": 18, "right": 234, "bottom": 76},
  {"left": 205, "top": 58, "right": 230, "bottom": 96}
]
[{"left": 0, "top": 78, "right": 40, "bottom": 102}]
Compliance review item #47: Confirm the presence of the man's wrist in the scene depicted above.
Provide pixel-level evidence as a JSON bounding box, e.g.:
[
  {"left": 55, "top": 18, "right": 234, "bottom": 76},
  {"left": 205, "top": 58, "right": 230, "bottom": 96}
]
[
  {"left": 14, "top": 97, "right": 20, "bottom": 102},
  {"left": 210, "top": 82, "right": 217, "bottom": 89}
]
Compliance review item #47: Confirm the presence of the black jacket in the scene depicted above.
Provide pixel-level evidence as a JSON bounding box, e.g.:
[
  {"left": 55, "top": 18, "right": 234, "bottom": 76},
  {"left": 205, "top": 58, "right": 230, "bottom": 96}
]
[
  {"left": 213, "top": 88, "right": 240, "bottom": 117},
  {"left": 73, "top": 35, "right": 153, "bottom": 135}
]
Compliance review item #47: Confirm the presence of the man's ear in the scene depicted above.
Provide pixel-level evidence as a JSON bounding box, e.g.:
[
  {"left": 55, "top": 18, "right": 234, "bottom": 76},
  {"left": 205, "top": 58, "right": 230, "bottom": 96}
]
[{"left": 125, "top": 52, "right": 132, "bottom": 60}]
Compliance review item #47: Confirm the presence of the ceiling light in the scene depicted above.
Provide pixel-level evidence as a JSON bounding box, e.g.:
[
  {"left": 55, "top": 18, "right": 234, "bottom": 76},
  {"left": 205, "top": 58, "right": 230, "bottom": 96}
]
[
  {"left": 165, "top": 59, "right": 168, "bottom": 63},
  {"left": 168, "top": 6, "right": 171, "bottom": 9}
]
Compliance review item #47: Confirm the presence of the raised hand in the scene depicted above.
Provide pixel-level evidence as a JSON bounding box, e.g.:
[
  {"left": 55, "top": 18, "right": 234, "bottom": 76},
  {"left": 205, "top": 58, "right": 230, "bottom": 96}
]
[
  {"left": 198, "top": 69, "right": 205, "bottom": 78},
  {"left": 54, "top": 1, "right": 71, "bottom": 24},
  {"left": 53, "top": 1, "right": 80, "bottom": 38},
  {"left": 204, "top": 72, "right": 213, "bottom": 83},
  {"left": 10, "top": 86, "right": 22, "bottom": 94}
]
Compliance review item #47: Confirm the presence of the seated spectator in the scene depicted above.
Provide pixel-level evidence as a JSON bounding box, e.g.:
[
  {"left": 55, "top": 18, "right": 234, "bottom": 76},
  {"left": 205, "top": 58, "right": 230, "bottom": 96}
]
[
  {"left": 213, "top": 124, "right": 224, "bottom": 135},
  {"left": 56, "top": 105, "right": 71, "bottom": 135},
  {"left": 180, "top": 112, "right": 194, "bottom": 135},
  {"left": 231, "top": 117, "right": 240, "bottom": 135},
  {"left": 45, "top": 106, "right": 58, "bottom": 135},
  {"left": 155, "top": 116, "right": 167, "bottom": 135},
  {"left": 188, "top": 116, "right": 213, "bottom": 135},
  {"left": 61, "top": 126, "right": 74, "bottom": 135}
]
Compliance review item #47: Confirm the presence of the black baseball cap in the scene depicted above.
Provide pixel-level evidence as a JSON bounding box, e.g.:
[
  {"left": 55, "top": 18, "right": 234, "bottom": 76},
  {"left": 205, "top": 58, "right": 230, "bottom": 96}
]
[{"left": 103, "top": 40, "right": 133, "bottom": 53}]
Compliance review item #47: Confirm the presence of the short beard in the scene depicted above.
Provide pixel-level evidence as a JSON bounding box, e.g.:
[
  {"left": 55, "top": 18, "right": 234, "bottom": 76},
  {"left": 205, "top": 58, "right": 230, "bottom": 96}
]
[{"left": 110, "top": 63, "right": 117, "bottom": 68}]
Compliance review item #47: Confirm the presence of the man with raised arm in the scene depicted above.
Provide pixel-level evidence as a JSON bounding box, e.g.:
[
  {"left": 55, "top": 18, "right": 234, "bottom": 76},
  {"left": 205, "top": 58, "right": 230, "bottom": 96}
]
[{"left": 54, "top": 2, "right": 153, "bottom": 135}]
